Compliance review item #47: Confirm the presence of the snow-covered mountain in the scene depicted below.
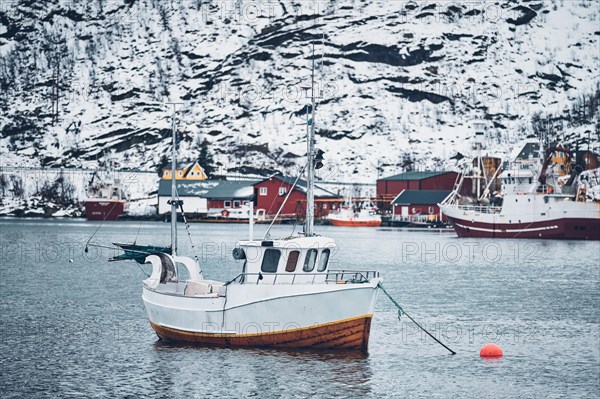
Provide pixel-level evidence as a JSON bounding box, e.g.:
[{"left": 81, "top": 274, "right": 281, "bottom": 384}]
[{"left": 1, "top": 0, "right": 599, "bottom": 181}]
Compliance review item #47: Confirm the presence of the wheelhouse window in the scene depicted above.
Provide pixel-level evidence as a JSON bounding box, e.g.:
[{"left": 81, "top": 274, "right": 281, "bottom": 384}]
[
  {"left": 224, "top": 200, "right": 231, "bottom": 208},
  {"left": 260, "top": 187, "right": 267, "bottom": 196},
  {"left": 233, "top": 200, "right": 240, "bottom": 208},
  {"left": 261, "top": 249, "right": 281, "bottom": 273},
  {"left": 285, "top": 250, "right": 300, "bottom": 272},
  {"left": 317, "top": 249, "right": 330, "bottom": 272},
  {"left": 303, "top": 249, "right": 318, "bottom": 272}
]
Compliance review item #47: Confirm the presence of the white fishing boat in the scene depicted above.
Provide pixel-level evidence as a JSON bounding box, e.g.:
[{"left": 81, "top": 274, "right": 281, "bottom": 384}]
[
  {"left": 326, "top": 191, "right": 381, "bottom": 227},
  {"left": 327, "top": 207, "right": 382, "bottom": 227},
  {"left": 104, "top": 56, "right": 382, "bottom": 350}
]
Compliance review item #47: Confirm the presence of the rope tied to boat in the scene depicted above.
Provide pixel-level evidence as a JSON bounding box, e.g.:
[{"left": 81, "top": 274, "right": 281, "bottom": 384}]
[{"left": 378, "top": 283, "right": 456, "bottom": 355}]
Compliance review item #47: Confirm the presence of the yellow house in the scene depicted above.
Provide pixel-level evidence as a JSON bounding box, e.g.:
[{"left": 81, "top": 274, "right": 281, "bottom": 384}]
[
  {"left": 162, "top": 161, "right": 208, "bottom": 181},
  {"left": 549, "top": 150, "right": 570, "bottom": 176}
]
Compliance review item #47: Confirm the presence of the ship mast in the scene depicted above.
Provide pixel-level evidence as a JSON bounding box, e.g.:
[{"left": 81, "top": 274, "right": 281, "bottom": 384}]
[{"left": 305, "top": 40, "right": 317, "bottom": 237}]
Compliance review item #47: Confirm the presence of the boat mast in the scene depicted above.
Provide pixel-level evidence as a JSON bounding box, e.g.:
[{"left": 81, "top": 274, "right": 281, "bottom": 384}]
[
  {"left": 305, "top": 40, "right": 316, "bottom": 237},
  {"left": 168, "top": 103, "right": 182, "bottom": 256}
]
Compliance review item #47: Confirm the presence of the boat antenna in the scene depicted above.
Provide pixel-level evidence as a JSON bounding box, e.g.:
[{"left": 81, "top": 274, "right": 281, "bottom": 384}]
[
  {"left": 167, "top": 102, "right": 184, "bottom": 256},
  {"left": 304, "top": 39, "right": 317, "bottom": 237}
]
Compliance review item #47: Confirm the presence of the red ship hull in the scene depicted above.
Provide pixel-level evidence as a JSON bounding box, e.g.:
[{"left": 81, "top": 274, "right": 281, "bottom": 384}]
[
  {"left": 446, "top": 216, "right": 600, "bottom": 240},
  {"left": 85, "top": 200, "right": 126, "bottom": 221}
]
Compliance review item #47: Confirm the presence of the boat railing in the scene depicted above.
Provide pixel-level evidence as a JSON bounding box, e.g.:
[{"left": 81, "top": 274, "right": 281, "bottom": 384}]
[
  {"left": 391, "top": 214, "right": 441, "bottom": 223},
  {"left": 454, "top": 205, "right": 502, "bottom": 214},
  {"left": 327, "top": 269, "right": 380, "bottom": 283},
  {"left": 227, "top": 270, "right": 379, "bottom": 285}
]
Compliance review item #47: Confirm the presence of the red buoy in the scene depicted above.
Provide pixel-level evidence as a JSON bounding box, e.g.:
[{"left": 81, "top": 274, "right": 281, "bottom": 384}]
[{"left": 480, "top": 343, "right": 503, "bottom": 358}]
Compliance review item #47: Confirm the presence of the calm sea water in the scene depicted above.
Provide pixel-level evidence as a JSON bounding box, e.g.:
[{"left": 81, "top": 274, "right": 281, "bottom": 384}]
[{"left": 0, "top": 218, "right": 598, "bottom": 398}]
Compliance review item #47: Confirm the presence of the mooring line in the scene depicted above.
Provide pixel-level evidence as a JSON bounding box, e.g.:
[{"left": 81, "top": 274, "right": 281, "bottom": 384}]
[{"left": 378, "top": 283, "right": 456, "bottom": 355}]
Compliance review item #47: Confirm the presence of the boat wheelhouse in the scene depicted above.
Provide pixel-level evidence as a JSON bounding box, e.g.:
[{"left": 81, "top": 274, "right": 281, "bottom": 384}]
[{"left": 499, "top": 158, "right": 540, "bottom": 195}]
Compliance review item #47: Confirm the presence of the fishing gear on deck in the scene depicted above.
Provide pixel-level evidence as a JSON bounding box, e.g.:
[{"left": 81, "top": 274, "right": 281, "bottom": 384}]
[{"left": 378, "top": 283, "right": 456, "bottom": 355}]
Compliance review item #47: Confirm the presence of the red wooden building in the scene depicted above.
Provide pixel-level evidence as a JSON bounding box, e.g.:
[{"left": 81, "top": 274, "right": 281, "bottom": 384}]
[
  {"left": 253, "top": 175, "right": 342, "bottom": 217},
  {"left": 204, "top": 180, "right": 260, "bottom": 211},
  {"left": 376, "top": 171, "right": 459, "bottom": 212},
  {"left": 377, "top": 171, "right": 459, "bottom": 195}
]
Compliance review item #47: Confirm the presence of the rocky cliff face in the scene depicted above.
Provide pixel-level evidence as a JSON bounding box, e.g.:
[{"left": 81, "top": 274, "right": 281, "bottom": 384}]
[{"left": 1, "top": 0, "right": 598, "bottom": 180}]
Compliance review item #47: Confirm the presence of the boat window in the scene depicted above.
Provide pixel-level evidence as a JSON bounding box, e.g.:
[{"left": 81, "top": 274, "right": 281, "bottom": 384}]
[
  {"left": 303, "top": 249, "right": 318, "bottom": 272},
  {"left": 261, "top": 249, "right": 281, "bottom": 273},
  {"left": 260, "top": 187, "right": 267, "bottom": 196},
  {"left": 285, "top": 250, "right": 300, "bottom": 272},
  {"left": 279, "top": 187, "right": 287, "bottom": 196},
  {"left": 234, "top": 200, "right": 240, "bottom": 208},
  {"left": 224, "top": 200, "right": 231, "bottom": 208},
  {"left": 317, "top": 249, "right": 330, "bottom": 272}
]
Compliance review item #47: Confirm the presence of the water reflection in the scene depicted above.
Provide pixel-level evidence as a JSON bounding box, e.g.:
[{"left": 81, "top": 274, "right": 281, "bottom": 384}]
[{"left": 150, "top": 341, "right": 373, "bottom": 397}]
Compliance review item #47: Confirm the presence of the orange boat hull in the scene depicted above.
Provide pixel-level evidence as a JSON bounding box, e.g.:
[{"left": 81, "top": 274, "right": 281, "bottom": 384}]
[
  {"left": 150, "top": 314, "right": 372, "bottom": 350},
  {"left": 329, "top": 219, "right": 382, "bottom": 227}
]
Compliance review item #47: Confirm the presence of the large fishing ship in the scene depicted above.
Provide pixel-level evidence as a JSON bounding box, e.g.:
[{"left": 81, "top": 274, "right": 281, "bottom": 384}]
[
  {"left": 440, "top": 140, "right": 600, "bottom": 240},
  {"left": 85, "top": 159, "right": 128, "bottom": 221}
]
